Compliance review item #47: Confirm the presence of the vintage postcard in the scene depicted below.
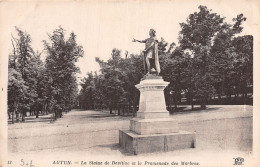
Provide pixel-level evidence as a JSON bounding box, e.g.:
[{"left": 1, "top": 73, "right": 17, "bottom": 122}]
[{"left": 0, "top": 0, "right": 260, "bottom": 166}]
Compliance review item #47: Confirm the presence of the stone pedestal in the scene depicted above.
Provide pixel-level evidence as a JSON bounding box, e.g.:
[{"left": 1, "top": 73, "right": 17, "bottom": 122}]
[{"left": 119, "top": 75, "right": 195, "bottom": 155}]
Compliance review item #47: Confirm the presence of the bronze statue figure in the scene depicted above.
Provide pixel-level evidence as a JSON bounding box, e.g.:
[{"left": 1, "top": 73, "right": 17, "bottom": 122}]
[{"left": 133, "top": 29, "right": 160, "bottom": 75}]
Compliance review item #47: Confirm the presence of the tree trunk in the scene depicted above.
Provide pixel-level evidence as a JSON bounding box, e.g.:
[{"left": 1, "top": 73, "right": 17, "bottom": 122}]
[
  {"left": 241, "top": 88, "right": 245, "bottom": 104},
  {"left": 200, "top": 97, "right": 206, "bottom": 110},
  {"left": 12, "top": 111, "right": 15, "bottom": 124},
  {"left": 244, "top": 92, "right": 247, "bottom": 104},
  {"left": 109, "top": 106, "right": 113, "bottom": 114},
  {"left": 16, "top": 112, "right": 19, "bottom": 122},
  {"left": 201, "top": 103, "right": 206, "bottom": 110},
  {"left": 122, "top": 108, "right": 125, "bottom": 116},
  {"left": 133, "top": 104, "right": 137, "bottom": 117},
  {"left": 44, "top": 103, "right": 47, "bottom": 115},
  {"left": 21, "top": 112, "right": 25, "bottom": 122},
  {"left": 174, "top": 94, "right": 178, "bottom": 110},
  {"left": 118, "top": 108, "right": 120, "bottom": 116},
  {"left": 127, "top": 105, "right": 130, "bottom": 116},
  {"left": 190, "top": 94, "right": 194, "bottom": 111},
  {"left": 54, "top": 111, "right": 57, "bottom": 120},
  {"left": 218, "top": 94, "right": 221, "bottom": 104},
  {"left": 36, "top": 111, "right": 39, "bottom": 118},
  {"left": 8, "top": 112, "right": 11, "bottom": 119},
  {"left": 51, "top": 113, "right": 55, "bottom": 122}
]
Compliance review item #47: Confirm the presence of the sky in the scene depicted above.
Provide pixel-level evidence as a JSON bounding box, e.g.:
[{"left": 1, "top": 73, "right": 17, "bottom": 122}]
[{"left": 1, "top": 0, "right": 258, "bottom": 82}]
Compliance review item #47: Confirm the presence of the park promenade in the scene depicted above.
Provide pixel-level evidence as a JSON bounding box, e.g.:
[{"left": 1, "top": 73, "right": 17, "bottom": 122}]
[{"left": 8, "top": 105, "right": 252, "bottom": 156}]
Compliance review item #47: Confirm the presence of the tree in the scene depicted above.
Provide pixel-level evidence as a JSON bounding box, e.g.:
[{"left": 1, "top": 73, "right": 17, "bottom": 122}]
[
  {"left": 32, "top": 52, "right": 48, "bottom": 118},
  {"left": 8, "top": 27, "right": 38, "bottom": 122},
  {"left": 232, "top": 35, "right": 253, "bottom": 103},
  {"left": 44, "top": 26, "right": 83, "bottom": 119},
  {"left": 79, "top": 72, "right": 95, "bottom": 109},
  {"left": 8, "top": 68, "right": 28, "bottom": 123},
  {"left": 79, "top": 38, "right": 183, "bottom": 114},
  {"left": 160, "top": 46, "right": 188, "bottom": 110},
  {"left": 79, "top": 48, "right": 144, "bottom": 116},
  {"left": 95, "top": 49, "right": 127, "bottom": 114},
  {"left": 117, "top": 53, "right": 144, "bottom": 116},
  {"left": 178, "top": 5, "right": 247, "bottom": 109}
]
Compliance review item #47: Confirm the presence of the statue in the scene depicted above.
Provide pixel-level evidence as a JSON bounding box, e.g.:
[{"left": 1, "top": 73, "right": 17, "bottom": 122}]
[{"left": 132, "top": 29, "right": 160, "bottom": 75}]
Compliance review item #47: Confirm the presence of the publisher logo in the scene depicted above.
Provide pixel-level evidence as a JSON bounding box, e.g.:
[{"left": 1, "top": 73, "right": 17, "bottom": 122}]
[{"left": 233, "top": 157, "right": 244, "bottom": 165}]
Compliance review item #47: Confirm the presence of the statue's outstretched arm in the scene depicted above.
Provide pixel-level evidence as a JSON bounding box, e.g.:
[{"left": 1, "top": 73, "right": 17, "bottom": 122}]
[{"left": 132, "top": 38, "right": 146, "bottom": 43}]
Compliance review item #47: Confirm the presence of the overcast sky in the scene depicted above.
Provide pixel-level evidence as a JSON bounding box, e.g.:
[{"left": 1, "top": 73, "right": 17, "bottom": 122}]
[{"left": 1, "top": 0, "right": 258, "bottom": 82}]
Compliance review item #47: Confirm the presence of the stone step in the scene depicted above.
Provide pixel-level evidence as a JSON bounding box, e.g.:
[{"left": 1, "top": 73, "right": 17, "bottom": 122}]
[
  {"left": 130, "top": 118, "right": 179, "bottom": 135},
  {"left": 137, "top": 111, "right": 169, "bottom": 119},
  {"left": 119, "top": 130, "right": 196, "bottom": 155}
]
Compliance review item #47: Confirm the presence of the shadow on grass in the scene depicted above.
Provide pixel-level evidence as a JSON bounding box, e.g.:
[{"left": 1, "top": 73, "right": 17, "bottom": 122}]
[
  {"left": 78, "top": 113, "right": 133, "bottom": 120},
  {"left": 25, "top": 116, "right": 51, "bottom": 120},
  {"left": 8, "top": 115, "right": 52, "bottom": 124},
  {"left": 169, "top": 106, "right": 221, "bottom": 115},
  {"left": 84, "top": 114, "right": 118, "bottom": 118},
  {"left": 8, "top": 119, "right": 51, "bottom": 124}
]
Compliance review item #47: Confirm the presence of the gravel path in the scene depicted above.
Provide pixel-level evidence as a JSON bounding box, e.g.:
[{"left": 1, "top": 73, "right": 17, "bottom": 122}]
[{"left": 8, "top": 105, "right": 252, "bottom": 156}]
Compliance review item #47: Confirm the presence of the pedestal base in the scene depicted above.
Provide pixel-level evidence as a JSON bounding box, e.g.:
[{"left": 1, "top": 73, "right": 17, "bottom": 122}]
[
  {"left": 130, "top": 118, "right": 179, "bottom": 135},
  {"left": 119, "top": 76, "right": 195, "bottom": 155},
  {"left": 119, "top": 130, "right": 196, "bottom": 155}
]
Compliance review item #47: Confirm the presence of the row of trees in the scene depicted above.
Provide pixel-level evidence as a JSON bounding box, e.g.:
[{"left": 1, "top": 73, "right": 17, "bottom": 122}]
[
  {"left": 8, "top": 27, "right": 83, "bottom": 123},
  {"left": 78, "top": 6, "right": 253, "bottom": 114},
  {"left": 79, "top": 49, "right": 144, "bottom": 115}
]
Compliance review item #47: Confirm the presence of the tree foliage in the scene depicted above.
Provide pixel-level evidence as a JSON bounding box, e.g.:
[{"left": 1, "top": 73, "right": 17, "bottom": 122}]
[
  {"left": 8, "top": 26, "right": 83, "bottom": 123},
  {"left": 8, "top": 27, "right": 39, "bottom": 122},
  {"left": 79, "top": 5, "right": 253, "bottom": 113},
  {"left": 178, "top": 5, "right": 249, "bottom": 109},
  {"left": 8, "top": 5, "right": 253, "bottom": 122},
  {"left": 44, "top": 27, "right": 83, "bottom": 119}
]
